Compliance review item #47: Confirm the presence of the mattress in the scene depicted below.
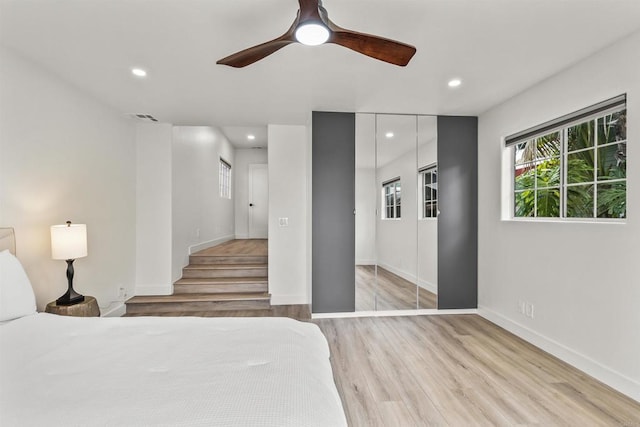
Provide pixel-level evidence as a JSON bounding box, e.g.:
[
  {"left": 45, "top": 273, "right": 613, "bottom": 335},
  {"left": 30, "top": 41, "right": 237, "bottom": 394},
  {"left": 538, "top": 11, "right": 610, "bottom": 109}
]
[{"left": 0, "top": 313, "right": 347, "bottom": 427}]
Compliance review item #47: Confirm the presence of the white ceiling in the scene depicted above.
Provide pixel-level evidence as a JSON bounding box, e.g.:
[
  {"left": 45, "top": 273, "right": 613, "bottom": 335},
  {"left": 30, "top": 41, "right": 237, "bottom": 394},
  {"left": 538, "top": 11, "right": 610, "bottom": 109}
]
[{"left": 2, "top": 0, "right": 640, "bottom": 147}]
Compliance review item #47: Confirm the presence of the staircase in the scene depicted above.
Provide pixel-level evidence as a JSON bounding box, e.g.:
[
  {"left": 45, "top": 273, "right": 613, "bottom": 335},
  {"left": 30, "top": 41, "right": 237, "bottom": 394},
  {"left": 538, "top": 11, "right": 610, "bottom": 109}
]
[{"left": 126, "top": 240, "right": 270, "bottom": 315}]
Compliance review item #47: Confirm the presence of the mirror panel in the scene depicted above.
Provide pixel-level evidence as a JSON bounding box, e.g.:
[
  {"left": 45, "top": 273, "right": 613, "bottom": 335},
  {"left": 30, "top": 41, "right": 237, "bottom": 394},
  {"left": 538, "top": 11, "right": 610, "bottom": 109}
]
[
  {"left": 355, "top": 114, "right": 377, "bottom": 311},
  {"left": 375, "top": 114, "right": 418, "bottom": 310},
  {"left": 417, "top": 116, "right": 438, "bottom": 308}
]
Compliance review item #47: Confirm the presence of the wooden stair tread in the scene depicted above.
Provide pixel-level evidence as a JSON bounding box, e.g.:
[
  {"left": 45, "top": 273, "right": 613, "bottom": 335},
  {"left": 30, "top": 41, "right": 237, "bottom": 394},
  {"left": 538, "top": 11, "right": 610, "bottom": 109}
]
[
  {"left": 183, "top": 264, "right": 266, "bottom": 270},
  {"left": 175, "top": 277, "right": 267, "bottom": 284},
  {"left": 127, "top": 293, "right": 270, "bottom": 304},
  {"left": 190, "top": 254, "right": 268, "bottom": 258}
]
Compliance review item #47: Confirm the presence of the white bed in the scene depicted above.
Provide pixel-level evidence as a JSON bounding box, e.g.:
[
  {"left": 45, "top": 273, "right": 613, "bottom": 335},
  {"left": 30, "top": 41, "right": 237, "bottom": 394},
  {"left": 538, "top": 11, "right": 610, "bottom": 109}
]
[{"left": 0, "top": 229, "right": 346, "bottom": 426}]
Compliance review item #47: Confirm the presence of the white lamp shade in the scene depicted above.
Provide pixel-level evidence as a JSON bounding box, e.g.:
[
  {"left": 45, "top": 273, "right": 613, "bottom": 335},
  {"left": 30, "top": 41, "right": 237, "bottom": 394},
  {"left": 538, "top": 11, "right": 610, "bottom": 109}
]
[{"left": 51, "top": 224, "right": 88, "bottom": 260}]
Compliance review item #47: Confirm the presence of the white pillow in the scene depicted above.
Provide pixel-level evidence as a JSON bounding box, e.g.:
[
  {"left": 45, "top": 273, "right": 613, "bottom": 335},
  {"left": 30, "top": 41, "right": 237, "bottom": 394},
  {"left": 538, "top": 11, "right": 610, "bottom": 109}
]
[{"left": 0, "top": 249, "right": 37, "bottom": 321}]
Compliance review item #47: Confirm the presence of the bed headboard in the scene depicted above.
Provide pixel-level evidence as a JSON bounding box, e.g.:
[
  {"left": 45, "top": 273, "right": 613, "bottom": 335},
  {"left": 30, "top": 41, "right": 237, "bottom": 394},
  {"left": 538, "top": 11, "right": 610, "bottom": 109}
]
[{"left": 0, "top": 228, "right": 16, "bottom": 255}]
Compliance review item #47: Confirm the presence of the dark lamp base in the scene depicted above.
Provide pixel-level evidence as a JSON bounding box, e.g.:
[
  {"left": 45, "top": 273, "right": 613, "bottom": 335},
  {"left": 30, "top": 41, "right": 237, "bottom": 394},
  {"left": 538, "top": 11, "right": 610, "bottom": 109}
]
[
  {"left": 56, "top": 292, "right": 85, "bottom": 306},
  {"left": 56, "top": 258, "right": 85, "bottom": 306}
]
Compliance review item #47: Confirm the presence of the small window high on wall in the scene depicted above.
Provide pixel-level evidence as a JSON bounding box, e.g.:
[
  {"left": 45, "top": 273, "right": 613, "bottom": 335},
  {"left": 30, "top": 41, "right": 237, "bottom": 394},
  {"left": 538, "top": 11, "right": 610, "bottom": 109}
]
[
  {"left": 506, "top": 95, "right": 627, "bottom": 220},
  {"left": 382, "top": 178, "right": 401, "bottom": 219},
  {"left": 219, "top": 158, "right": 232, "bottom": 199},
  {"left": 420, "top": 165, "right": 438, "bottom": 218}
]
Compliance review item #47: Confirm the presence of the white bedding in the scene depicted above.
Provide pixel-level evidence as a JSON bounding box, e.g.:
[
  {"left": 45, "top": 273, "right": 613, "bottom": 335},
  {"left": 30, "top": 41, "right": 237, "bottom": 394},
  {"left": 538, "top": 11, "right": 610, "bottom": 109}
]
[{"left": 0, "top": 314, "right": 347, "bottom": 427}]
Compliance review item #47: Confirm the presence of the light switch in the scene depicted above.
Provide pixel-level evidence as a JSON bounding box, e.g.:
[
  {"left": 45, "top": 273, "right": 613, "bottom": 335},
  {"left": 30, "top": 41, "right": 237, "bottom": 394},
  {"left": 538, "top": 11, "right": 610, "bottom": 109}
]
[{"left": 278, "top": 217, "right": 289, "bottom": 227}]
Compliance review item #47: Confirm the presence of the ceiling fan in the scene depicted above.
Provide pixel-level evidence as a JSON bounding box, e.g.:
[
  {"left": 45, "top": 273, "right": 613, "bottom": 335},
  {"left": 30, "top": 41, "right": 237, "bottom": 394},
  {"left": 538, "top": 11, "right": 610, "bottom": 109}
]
[{"left": 217, "top": 0, "right": 417, "bottom": 68}]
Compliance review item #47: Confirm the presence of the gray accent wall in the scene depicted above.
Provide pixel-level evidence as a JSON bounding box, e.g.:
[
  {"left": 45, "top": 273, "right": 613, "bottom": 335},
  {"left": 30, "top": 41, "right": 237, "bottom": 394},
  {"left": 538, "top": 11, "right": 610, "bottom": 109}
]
[
  {"left": 437, "top": 116, "right": 478, "bottom": 309},
  {"left": 312, "top": 111, "right": 356, "bottom": 313}
]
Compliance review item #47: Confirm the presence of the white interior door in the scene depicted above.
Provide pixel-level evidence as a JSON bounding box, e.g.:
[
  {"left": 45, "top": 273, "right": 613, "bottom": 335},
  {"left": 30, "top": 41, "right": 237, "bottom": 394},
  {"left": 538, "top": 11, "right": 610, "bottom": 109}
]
[{"left": 249, "top": 164, "right": 268, "bottom": 239}]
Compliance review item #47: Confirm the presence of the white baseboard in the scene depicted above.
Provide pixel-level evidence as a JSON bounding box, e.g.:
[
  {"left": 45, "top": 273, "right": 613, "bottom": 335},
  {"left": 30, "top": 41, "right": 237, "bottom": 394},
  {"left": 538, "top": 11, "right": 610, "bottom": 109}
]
[
  {"left": 478, "top": 305, "right": 640, "bottom": 403},
  {"left": 134, "top": 284, "right": 173, "bottom": 296},
  {"left": 270, "top": 294, "right": 309, "bottom": 305},
  {"left": 101, "top": 303, "right": 126, "bottom": 317},
  {"left": 377, "top": 262, "right": 438, "bottom": 295},
  {"left": 417, "top": 278, "right": 437, "bottom": 294},
  {"left": 356, "top": 259, "right": 376, "bottom": 266},
  {"left": 188, "top": 234, "right": 235, "bottom": 254},
  {"left": 235, "top": 233, "right": 249, "bottom": 239},
  {"left": 312, "top": 308, "right": 477, "bottom": 319}
]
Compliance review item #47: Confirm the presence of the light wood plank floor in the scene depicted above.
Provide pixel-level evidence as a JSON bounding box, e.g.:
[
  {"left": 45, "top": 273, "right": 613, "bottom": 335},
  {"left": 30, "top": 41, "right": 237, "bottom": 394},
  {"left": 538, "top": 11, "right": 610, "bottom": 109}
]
[
  {"left": 316, "top": 315, "right": 640, "bottom": 426},
  {"left": 194, "top": 239, "right": 267, "bottom": 256},
  {"left": 356, "top": 265, "right": 437, "bottom": 311}
]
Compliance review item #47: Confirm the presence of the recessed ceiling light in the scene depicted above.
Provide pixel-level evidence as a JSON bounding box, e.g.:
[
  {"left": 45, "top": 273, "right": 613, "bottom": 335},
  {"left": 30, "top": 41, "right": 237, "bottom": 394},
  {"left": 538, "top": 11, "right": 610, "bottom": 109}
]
[
  {"left": 295, "top": 23, "right": 330, "bottom": 46},
  {"left": 247, "top": 134, "right": 256, "bottom": 140},
  {"left": 385, "top": 132, "right": 394, "bottom": 138},
  {"left": 448, "top": 78, "right": 462, "bottom": 88},
  {"left": 131, "top": 68, "right": 147, "bottom": 77}
]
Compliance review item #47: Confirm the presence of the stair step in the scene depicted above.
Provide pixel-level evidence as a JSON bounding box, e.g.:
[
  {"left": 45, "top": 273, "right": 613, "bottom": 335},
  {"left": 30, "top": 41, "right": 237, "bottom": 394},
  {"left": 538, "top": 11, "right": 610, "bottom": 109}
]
[
  {"left": 174, "top": 278, "right": 268, "bottom": 294},
  {"left": 189, "top": 255, "right": 268, "bottom": 265},
  {"left": 182, "top": 264, "right": 268, "bottom": 279},
  {"left": 125, "top": 293, "right": 271, "bottom": 314}
]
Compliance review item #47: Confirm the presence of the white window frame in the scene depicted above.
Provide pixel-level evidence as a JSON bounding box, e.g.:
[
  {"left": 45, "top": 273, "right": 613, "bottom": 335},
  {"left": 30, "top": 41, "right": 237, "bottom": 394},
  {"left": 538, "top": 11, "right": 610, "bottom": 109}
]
[
  {"left": 219, "top": 158, "right": 232, "bottom": 199},
  {"left": 382, "top": 178, "right": 401, "bottom": 219},
  {"left": 507, "top": 95, "right": 626, "bottom": 221},
  {"left": 419, "top": 165, "right": 438, "bottom": 219}
]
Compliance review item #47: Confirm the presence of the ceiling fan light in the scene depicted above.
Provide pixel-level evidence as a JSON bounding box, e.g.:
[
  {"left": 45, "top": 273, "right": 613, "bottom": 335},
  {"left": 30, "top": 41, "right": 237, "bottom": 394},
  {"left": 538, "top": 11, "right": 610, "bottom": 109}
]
[{"left": 295, "top": 23, "right": 329, "bottom": 46}]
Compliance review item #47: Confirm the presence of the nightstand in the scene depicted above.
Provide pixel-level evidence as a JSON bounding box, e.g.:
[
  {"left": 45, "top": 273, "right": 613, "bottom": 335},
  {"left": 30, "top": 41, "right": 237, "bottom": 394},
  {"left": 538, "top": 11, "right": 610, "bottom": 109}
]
[{"left": 45, "top": 296, "right": 100, "bottom": 317}]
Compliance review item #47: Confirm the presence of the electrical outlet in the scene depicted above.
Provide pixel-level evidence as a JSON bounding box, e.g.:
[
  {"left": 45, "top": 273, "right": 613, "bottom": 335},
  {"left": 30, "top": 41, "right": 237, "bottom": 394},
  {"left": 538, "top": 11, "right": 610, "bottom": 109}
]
[
  {"left": 118, "top": 287, "right": 126, "bottom": 299},
  {"left": 525, "top": 303, "right": 534, "bottom": 318},
  {"left": 518, "top": 301, "right": 526, "bottom": 315},
  {"left": 279, "top": 217, "right": 289, "bottom": 227}
]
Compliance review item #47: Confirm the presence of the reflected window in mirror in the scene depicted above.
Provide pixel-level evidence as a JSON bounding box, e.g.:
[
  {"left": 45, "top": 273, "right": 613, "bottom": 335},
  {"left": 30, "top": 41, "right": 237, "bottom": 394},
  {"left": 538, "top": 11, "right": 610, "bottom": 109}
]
[
  {"left": 383, "top": 178, "right": 401, "bottom": 219},
  {"left": 420, "top": 165, "right": 438, "bottom": 219}
]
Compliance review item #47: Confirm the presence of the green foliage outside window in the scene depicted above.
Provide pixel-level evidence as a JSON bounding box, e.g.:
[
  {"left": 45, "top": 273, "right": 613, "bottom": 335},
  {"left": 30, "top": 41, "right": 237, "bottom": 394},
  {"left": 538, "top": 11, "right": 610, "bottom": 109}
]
[{"left": 514, "top": 110, "right": 626, "bottom": 219}]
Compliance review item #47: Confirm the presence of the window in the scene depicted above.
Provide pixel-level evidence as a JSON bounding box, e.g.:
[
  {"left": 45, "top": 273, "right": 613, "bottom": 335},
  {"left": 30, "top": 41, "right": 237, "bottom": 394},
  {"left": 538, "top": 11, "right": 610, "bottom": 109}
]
[
  {"left": 508, "top": 95, "right": 626, "bottom": 219},
  {"left": 420, "top": 165, "right": 438, "bottom": 218},
  {"left": 219, "top": 158, "right": 231, "bottom": 199},
  {"left": 383, "top": 179, "right": 401, "bottom": 219}
]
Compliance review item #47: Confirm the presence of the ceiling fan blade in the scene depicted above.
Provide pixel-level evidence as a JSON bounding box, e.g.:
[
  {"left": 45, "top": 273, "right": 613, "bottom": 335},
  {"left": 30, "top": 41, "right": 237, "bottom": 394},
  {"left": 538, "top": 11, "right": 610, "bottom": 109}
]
[
  {"left": 217, "top": 36, "right": 296, "bottom": 68},
  {"left": 327, "top": 21, "right": 416, "bottom": 67},
  {"left": 217, "top": 15, "right": 301, "bottom": 69}
]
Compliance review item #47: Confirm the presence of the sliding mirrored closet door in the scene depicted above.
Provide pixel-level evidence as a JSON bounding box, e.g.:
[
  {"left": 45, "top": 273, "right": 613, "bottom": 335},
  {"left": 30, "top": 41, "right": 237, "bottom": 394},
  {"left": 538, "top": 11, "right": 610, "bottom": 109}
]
[
  {"left": 416, "top": 115, "right": 438, "bottom": 309},
  {"left": 355, "top": 113, "right": 438, "bottom": 311}
]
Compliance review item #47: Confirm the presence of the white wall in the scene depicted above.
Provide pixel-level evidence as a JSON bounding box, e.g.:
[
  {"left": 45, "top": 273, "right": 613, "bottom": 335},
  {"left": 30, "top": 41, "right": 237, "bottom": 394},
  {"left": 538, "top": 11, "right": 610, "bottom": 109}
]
[
  {"left": 234, "top": 148, "right": 268, "bottom": 239},
  {"left": 478, "top": 30, "right": 640, "bottom": 401},
  {"left": 0, "top": 47, "right": 136, "bottom": 316},
  {"left": 135, "top": 123, "right": 172, "bottom": 295},
  {"left": 171, "top": 126, "right": 235, "bottom": 282},
  {"left": 268, "top": 125, "right": 309, "bottom": 305}
]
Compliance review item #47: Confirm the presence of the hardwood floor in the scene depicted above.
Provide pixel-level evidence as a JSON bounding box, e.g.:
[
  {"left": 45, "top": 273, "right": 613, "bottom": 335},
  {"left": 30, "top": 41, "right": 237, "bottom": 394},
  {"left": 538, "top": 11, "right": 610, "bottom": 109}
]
[
  {"left": 315, "top": 315, "right": 640, "bottom": 426},
  {"left": 195, "top": 238, "right": 267, "bottom": 256},
  {"left": 356, "top": 265, "right": 437, "bottom": 311}
]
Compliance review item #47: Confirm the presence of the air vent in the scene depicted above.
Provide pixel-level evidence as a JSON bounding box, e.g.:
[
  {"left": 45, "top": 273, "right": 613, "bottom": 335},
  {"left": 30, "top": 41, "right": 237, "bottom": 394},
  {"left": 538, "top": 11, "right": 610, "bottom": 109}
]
[{"left": 128, "top": 113, "right": 159, "bottom": 122}]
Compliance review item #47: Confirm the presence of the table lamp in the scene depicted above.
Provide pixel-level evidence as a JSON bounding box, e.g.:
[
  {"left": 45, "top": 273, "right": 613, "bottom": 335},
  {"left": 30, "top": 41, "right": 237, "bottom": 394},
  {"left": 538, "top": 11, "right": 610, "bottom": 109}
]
[{"left": 51, "top": 221, "right": 87, "bottom": 305}]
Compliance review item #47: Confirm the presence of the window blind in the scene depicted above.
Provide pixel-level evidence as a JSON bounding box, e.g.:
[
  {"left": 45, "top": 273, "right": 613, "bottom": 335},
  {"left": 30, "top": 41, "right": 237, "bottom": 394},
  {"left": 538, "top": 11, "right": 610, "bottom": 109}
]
[
  {"left": 382, "top": 176, "right": 400, "bottom": 187},
  {"left": 504, "top": 94, "right": 626, "bottom": 147}
]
